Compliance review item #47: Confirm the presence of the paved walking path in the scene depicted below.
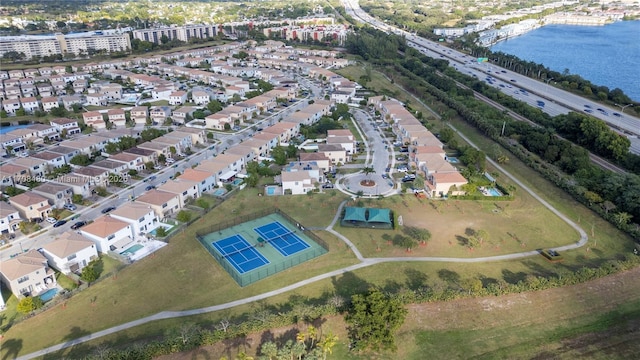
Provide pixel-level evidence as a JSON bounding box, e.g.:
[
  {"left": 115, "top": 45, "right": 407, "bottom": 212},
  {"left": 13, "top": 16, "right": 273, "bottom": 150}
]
[{"left": 17, "top": 102, "right": 588, "bottom": 360}]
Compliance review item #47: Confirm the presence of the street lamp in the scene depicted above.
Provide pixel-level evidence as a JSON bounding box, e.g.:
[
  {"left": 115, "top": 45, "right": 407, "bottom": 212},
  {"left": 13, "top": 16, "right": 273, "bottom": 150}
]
[
  {"left": 544, "top": 77, "right": 554, "bottom": 84},
  {"left": 615, "top": 103, "right": 634, "bottom": 113}
]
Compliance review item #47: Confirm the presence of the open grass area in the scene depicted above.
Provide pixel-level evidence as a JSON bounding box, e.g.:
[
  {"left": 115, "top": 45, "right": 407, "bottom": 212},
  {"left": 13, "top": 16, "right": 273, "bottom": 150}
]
[
  {"left": 0, "top": 188, "right": 353, "bottom": 357},
  {"left": 336, "top": 186, "right": 578, "bottom": 258}
]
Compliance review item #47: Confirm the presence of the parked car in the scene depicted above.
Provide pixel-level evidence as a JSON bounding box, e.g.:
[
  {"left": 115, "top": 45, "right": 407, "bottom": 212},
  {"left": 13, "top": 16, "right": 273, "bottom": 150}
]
[
  {"left": 145, "top": 185, "right": 156, "bottom": 191},
  {"left": 63, "top": 203, "right": 77, "bottom": 211},
  {"left": 46, "top": 217, "right": 57, "bottom": 224},
  {"left": 322, "top": 183, "right": 334, "bottom": 189},
  {"left": 53, "top": 220, "right": 67, "bottom": 228},
  {"left": 70, "top": 221, "right": 87, "bottom": 230},
  {"left": 101, "top": 206, "right": 116, "bottom": 214}
]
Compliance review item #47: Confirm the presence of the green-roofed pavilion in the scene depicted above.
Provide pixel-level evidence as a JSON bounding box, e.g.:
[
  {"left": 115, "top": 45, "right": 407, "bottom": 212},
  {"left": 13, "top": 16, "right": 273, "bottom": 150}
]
[
  {"left": 366, "top": 208, "right": 391, "bottom": 224},
  {"left": 343, "top": 206, "right": 367, "bottom": 222}
]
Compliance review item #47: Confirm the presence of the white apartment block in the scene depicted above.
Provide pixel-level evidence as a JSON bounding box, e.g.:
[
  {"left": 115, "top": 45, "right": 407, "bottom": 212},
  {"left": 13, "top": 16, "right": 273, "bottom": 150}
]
[
  {"left": 133, "top": 24, "right": 218, "bottom": 44},
  {"left": 0, "top": 32, "right": 131, "bottom": 60}
]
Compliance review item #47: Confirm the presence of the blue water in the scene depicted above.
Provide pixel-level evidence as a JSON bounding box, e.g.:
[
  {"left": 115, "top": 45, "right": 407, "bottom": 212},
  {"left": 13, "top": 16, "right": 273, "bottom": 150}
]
[
  {"left": 447, "top": 157, "right": 459, "bottom": 163},
  {"left": 39, "top": 288, "right": 58, "bottom": 302},
  {"left": 149, "top": 225, "right": 173, "bottom": 236},
  {"left": 266, "top": 186, "right": 276, "bottom": 196},
  {"left": 487, "top": 188, "right": 502, "bottom": 196},
  {"left": 491, "top": 21, "right": 640, "bottom": 101},
  {"left": 0, "top": 124, "right": 30, "bottom": 135},
  {"left": 121, "top": 244, "right": 144, "bottom": 255}
]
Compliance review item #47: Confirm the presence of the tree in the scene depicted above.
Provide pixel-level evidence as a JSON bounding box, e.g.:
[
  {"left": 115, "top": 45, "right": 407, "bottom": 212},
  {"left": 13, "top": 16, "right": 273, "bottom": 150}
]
[
  {"left": 345, "top": 287, "right": 408, "bottom": 352},
  {"left": 176, "top": 210, "right": 192, "bottom": 223},
  {"left": 207, "top": 100, "right": 223, "bottom": 113},
  {"left": 612, "top": 212, "right": 632, "bottom": 227},
  {"left": 81, "top": 261, "right": 99, "bottom": 284},
  {"left": 260, "top": 341, "right": 278, "bottom": 359},
  {"left": 362, "top": 166, "right": 375, "bottom": 179},
  {"left": 158, "top": 154, "right": 167, "bottom": 164},
  {"left": 70, "top": 154, "right": 91, "bottom": 166},
  {"left": 271, "top": 146, "right": 288, "bottom": 165},
  {"left": 17, "top": 296, "right": 44, "bottom": 314},
  {"left": 104, "top": 142, "right": 120, "bottom": 154}
]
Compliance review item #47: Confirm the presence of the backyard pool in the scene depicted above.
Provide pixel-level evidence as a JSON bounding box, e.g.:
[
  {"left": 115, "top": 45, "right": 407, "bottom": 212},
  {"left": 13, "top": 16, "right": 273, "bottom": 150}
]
[
  {"left": 148, "top": 224, "right": 174, "bottom": 236},
  {"left": 232, "top": 178, "right": 244, "bottom": 186},
  {"left": 486, "top": 187, "right": 502, "bottom": 196},
  {"left": 447, "top": 157, "right": 459, "bottom": 163},
  {"left": 121, "top": 244, "right": 144, "bottom": 256},
  {"left": 265, "top": 186, "right": 279, "bottom": 196},
  {"left": 38, "top": 288, "right": 58, "bottom": 302},
  {"left": 213, "top": 188, "right": 227, "bottom": 197}
]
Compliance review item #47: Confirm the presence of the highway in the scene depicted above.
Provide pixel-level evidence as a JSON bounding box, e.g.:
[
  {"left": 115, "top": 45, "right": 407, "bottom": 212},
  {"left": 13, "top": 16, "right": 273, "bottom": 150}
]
[{"left": 341, "top": 0, "right": 640, "bottom": 154}]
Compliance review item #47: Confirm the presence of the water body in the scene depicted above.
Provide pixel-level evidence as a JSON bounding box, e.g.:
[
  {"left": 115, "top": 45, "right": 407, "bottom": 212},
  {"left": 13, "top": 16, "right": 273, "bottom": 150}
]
[
  {"left": 0, "top": 124, "right": 30, "bottom": 135},
  {"left": 491, "top": 21, "right": 640, "bottom": 101}
]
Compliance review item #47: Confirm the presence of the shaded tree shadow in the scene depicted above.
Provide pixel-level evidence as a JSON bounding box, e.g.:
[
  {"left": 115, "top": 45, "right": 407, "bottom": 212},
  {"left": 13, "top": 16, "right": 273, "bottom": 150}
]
[
  {"left": 502, "top": 269, "right": 527, "bottom": 284},
  {"left": 455, "top": 235, "right": 469, "bottom": 247},
  {"left": 1, "top": 338, "right": 22, "bottom": 360},
  {"left": 382, "top": 279, "right": 402, "bottom": 294},
  {"left": 331, "top": 272, "right": 370, "bottom": 301},
  {"left": 404, "top": 268, "right": 429, "bottom": 291},
  {"left": 257, "top": 329, "right": 275, "bottom": 357},
  {"left": 479, "top": 275, "right": 498, "bottom": 288},
  {"left": 465, "top": 227, "right": 476, "bottom": 237},
  {"left": 521, "top": 260, "right": 555, "bottom": 277},
  {"left": 275, "top": 327, "right": 300, "bottom": 347},
  {"left": 222, "top": 332, "right": 253, "bottom": 360},
  {"left": 43, "top": 326, "right": 91, "bottom": 360},
  {"left": 437, "top": 269, "right": 460, "bottom": 285}
]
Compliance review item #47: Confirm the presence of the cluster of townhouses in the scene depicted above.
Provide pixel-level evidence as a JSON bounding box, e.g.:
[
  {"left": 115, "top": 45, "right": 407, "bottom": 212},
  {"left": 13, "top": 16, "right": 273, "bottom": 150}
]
[
  {"left": 0, "top": 38, "right": 366, "bottom": 300},
  {"left": 368, "top": 96, "right": 468, "bottom": 198},
  {"left": 0, "top": 18, "right": 350, "bottom": 60}
]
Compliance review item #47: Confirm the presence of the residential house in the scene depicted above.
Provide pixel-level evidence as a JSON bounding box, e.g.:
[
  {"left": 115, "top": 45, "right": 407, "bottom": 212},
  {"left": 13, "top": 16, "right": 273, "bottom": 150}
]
[
  {"left": 124, "top": 147, "right": 157, "bottom": 165},
  {"left": 135, "top": 189, "right": 181, "bottom": 219},
  {"left": 317, "top": 143, "right": 348, "bottom": 165},
  {"left": 61, "top": 95, "right": 82, "bottom": 110},
  {"left": 86, "top": 93, "right": 108, "bottom": 107},
  {"left": 177, "top": 168, "right": 217, "bottom": 194},
  {"left": 100, "top": 83, "right": 123, "bottom": 100},
  {"left": 130, "top": 106, "right": 149, "bottom": 125},
  {"left": 20, "top": 97, "right": 40, "bottom": 113},
  {"left": 110, "top": 203, "right": 160, "bottom": 236},
  {"left": 9, "top": 192, "right": 52, "bottom": 221},
  {"left": 31, "top": 182, "right": 73, "bottom": 209},
  {"left": 50, "top": 117, "right": 81, "bottom": 136},
  {"left": 204, "top": 113, "right": 233, "bottom": 130},
  {"left": 107, "top": 108, "right": 127, "bottom": 128},
  {"left": 285, "top": 161, "right": 324, "bottom": 183},
  {"left": 263, "top": 122, "right": 299, "bottom": 144},
  {"left": 40, "top": 232, "right": 98, "bottom": 275},
  {"left": 108, "top": 152, "right": 145, "bottom": 171},
  {"left": 74, "top": 166, "right": 110, "bottom": 187},
  {"left": 82, "top": 111, "right": 106, "bottom": 130},
  {"left": 80, "top": 215, "right": 134, "bottom": 253},
  {"left": 0, "top": 203, "right": 21, "bottom": 235},
  {"left": 191, "top": 90, "right": 210, "bottom": 105},
  {"left": 41, "top": 97, "right": 61, "bottom": 112},
  {"left": 30, "top": 151, "right": 67, "bottom": 170},
  {"left": 0, "top": 250, "right": 56, "bottom": 298},
  {"left": 149, "top": 106, "right": 172, "bottom": 124},
  {"left": 281, "top": 171, "right": 318, "bottom": 195},
  {"left": 36, "top": 84, "right": 54, "bottom": 97},
  {"left": 2, "top": 98, "right": 21, "bottom": 115},
  {"left": 48, "top": 145, "right": 81, "bottom": 164},
  {"left": 0, "top": 163, "right": 29, "bottom": 185},
  {"left": 157, "top": 180, "right": 200, "bottom": 207},
  {"left": 12, "top": 157, "right": 48, "bottom": 178},
  {"left": 168, "top": 91, "right": 188, "bottom": 106},
  {"left": 172, "top": 106, "right": 196, "bottom": 124},
  {"left": 425, "top": 172, "right": 468, "bottom": 198},
  {"left": 51, "top": 173, "right": 92, "bottom": 198},
  {"left": 299, "top": 152, "right": 332, "bottom": 173}
]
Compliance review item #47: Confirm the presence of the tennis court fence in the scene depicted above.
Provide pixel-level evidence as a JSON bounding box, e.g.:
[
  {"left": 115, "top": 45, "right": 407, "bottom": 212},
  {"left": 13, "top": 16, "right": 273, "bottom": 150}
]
[
  {"left": 195, "top": 208, "right": 329, "bottom": 251},
  {"left": 196, "top": 235, "right": 327, "bottom": 287}
]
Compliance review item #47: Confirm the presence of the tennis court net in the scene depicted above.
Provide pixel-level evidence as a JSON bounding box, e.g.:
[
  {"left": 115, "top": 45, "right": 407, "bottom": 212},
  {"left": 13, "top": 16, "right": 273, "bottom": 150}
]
[{"left": 221, "top": 244, "right": 256, "bottom": 258}]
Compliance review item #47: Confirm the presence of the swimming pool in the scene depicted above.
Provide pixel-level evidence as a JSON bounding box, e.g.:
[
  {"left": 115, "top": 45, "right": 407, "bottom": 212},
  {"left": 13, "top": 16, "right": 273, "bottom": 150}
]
[
  {"left": 121, "top": 244, "right": 144, "bottom": 256},
  {"left": 39, "top": 288, "right": 58, "bottom": 302},
  {"left": 447, "top": 157, "right": 459, "bottom": 163},
  {"left": 148, "top": 224, "right": 174, "bottom": 236},
  {"left": 213, "top": 188, "right": 227, "bottom": 196},
  {"left": 266, "top": 186, "right": 278, "bottom": 196},
  {"left": 232, "top": 178, "right": 244, "bottom": 186},
  {"left": 487, "top": 188, "right": 502, "bottom": 196}
]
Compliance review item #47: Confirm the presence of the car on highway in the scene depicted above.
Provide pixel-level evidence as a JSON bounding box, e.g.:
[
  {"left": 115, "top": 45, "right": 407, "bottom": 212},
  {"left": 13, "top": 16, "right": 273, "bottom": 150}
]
[
  {"left": 53, "top": 220, "right": 67, "bottom": 228},
  {"left": 510, "top": 79, "right": 517, "bottom": 82},
  {"left": 584, "top": 104, "right": 592, "bottom": 109},
  {"left": 145, "top": 185, "right": 156, "bottom": 191},
  {"left": 584, "top": 109, "right": 594, "bottom": 113},
  {"left": 101, "top": 206, "right": 116, "bottom": 214},
  {"left": 70, "top": 221, "right": 87, "bottom": 230},
  {"left": 537, "top": 100, "right": 545, "bottom": 108},
  {"left": 613, "top": 112, "right": 622, "bottom": 117},
  {"left": 46, "top": 217, "right": 57, "bottom": 224}
]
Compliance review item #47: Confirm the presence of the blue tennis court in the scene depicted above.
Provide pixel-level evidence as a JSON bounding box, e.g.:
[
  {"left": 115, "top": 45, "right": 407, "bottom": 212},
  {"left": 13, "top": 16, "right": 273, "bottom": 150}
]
[
  {"left": 212, "top": 235, "right": 270, "bottom": 274},
  {"left": 254, "top": 221, "right": 310, "bottom": 257}
]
